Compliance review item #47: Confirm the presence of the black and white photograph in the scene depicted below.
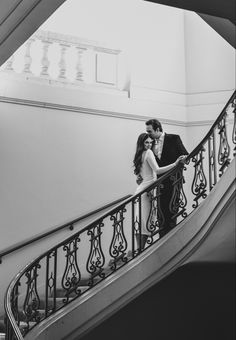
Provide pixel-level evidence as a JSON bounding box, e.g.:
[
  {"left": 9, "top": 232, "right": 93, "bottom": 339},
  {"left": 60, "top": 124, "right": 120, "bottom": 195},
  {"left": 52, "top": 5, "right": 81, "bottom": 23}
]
[{"left": 0, "top": 0, "right": 235, "bottom": 339}]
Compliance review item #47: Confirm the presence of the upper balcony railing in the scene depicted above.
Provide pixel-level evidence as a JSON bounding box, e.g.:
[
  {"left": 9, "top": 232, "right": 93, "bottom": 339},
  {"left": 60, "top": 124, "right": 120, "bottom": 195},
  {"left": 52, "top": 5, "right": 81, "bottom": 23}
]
[
  {"left": 4, "top": 90, "right": 236, "bottom": 339},
  {"left": 0, "top": 30, "right": 124, "bottom": 91}
]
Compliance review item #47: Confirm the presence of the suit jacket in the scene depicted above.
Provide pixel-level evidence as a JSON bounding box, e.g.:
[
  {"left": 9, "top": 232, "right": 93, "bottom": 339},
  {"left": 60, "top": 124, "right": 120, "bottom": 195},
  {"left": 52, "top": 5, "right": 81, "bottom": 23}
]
[
  {"left": 152, "top": 134, "right": 188, "bottom": 227},
  {"left": 153, "top": 133, "right": 188, "bottom": 167}
]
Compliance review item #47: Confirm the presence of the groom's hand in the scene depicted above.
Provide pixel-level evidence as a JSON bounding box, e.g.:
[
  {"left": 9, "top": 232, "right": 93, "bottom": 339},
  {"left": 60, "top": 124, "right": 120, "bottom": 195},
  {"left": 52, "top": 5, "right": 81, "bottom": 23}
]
[{"left": 179, "top": 155, "right": 187, "bottom": 164}]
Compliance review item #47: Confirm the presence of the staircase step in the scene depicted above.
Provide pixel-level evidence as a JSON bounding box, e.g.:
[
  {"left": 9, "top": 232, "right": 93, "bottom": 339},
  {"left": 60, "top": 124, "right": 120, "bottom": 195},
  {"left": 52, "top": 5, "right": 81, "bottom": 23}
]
[
  {"left": 19, "top": 321, "right": 37, "bottom": 333},
  {"left": 77, "top": 276, "right": 101, "bottom": 286},
  {"left": 54, "top": 286, "right": 89, "bottom": 298},
  {"left": 0, "top": 333, "right": 5, "bottom": 340},
  {"left": 39, "top": 296, "right": 74, "bottom": 310}
]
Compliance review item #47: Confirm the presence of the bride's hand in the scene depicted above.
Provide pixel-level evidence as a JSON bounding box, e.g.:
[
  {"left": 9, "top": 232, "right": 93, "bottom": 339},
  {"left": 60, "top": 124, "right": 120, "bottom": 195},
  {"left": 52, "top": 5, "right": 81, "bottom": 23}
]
[{"left": 175, "top": 155, "right": 187, "bottom": 165}]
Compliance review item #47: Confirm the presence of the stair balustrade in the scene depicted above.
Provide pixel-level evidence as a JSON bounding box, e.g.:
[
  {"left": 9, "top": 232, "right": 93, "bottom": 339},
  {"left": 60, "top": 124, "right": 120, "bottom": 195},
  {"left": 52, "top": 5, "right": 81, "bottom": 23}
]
[
  {"left": 0, "top": 30, "right": 122, "bottom": 91},
  {"left": 3, "top": 91, "right": 236, "bottom": 340}
]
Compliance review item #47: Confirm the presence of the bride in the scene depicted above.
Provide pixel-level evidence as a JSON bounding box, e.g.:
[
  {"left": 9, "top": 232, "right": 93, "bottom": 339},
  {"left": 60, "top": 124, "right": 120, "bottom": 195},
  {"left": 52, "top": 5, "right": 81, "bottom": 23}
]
[{"left": 133, "top": 133, "right": 185, "bottom": 250}]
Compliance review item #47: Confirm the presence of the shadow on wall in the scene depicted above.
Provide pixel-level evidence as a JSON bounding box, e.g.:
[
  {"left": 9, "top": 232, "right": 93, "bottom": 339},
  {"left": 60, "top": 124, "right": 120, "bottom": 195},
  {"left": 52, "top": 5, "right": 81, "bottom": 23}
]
[{"left": 81, "top": 262, "right": 236, "bottom": 340}]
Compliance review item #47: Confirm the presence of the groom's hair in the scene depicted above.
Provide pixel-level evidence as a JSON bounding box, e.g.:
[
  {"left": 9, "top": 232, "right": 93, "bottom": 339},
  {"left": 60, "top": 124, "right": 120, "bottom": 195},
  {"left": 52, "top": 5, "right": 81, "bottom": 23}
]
[{"left": 145, "top": 119, "right": 163, "bottom": 132}]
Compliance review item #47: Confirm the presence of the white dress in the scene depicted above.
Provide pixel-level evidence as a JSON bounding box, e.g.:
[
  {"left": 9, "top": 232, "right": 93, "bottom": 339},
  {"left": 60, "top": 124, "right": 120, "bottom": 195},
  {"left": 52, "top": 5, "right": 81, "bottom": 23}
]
[{"left": 134, "top": 149, "right": 159, "bottom": 235}]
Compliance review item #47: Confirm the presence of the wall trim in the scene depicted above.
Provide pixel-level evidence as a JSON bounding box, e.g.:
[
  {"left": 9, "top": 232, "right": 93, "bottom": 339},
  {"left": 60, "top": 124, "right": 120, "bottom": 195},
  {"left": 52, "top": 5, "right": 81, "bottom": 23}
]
[
  {"left": 0, "top": 95, "right": 228, "bottom": 127},
  {"left": 131, "top": 85, "right": 235, "bottom": 96}
]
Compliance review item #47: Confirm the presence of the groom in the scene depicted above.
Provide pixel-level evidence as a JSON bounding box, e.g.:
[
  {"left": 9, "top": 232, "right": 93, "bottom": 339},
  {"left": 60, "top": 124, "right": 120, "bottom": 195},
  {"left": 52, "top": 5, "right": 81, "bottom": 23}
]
[{"left": 145, "top": 119, "right": 188, "bottom": 236}]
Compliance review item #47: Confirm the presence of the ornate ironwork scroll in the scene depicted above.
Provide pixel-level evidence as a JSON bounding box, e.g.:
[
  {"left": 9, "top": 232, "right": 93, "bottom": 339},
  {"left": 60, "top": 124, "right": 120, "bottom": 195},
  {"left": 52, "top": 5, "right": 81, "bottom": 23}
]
[
  {"left": 45, "top": 249, "right": 57, "bottom": 316},
  {"left": 109, "top": 207, "right": 128, "bottom": 270},
  {"left": 169, "top": 166, "right": 187, "bottom": 225},
  {"left": 62, "top": 236, "right": 81, "bottom": 300},
  {"left": 218, "top": 114, "right": 230, "bottom": 176},
  {"left": 191, "top": 148, "right": 207, "bottom": 208},
  {"left": 133, "top": 196, "right": 141, "bottom": 235},
  {"left": 23, "top": 262, "right": 41, "bottom": 329},
  {"left": 86, "top": 221, "right": 105, "bottom": 286},
  {"left": 146, "top": 184, "right": 165, "bottom": 237}
]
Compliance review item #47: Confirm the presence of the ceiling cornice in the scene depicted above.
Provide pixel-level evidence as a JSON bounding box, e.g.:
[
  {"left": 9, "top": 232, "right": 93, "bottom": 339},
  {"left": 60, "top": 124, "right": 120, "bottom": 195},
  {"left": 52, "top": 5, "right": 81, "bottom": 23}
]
[{"left": 144, "top": 0, "right": 236, "bottom": 23}]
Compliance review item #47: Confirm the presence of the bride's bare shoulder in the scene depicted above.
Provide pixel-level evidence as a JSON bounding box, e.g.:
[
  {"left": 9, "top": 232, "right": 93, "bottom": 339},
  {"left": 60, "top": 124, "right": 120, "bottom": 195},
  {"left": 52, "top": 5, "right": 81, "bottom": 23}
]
[{"left": 146, "top": 149, "right": 154, "bottom": 156}]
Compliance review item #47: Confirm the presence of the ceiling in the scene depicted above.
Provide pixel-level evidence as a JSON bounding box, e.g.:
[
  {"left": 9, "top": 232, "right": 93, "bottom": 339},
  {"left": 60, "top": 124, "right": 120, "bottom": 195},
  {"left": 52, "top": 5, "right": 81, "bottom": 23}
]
[
  {"left": 145, "top": 0, "right": 236, "bottom": 23},
  {"left": 145, "top": 0, "right": 236, "bottom": 48}
]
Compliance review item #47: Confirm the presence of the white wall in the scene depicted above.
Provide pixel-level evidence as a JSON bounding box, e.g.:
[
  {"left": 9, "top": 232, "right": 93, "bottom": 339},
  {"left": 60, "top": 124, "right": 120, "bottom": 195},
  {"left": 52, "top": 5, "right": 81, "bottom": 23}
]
[
  {"left": 0, "top": 75, "right": 188, "bottom": 251},
  {"left": 183, "top": 11, "right": 235, "bottom": 148},
  {"left": 40, "top": 0, "right": 187, "bottom": 108},
  {"left": 0, "top": 75, "right": 188, "bottom": 316},
  {"left": 184, "top": 11, "right": 235, "bottom": 121},
  {"left": 184, "top": 12, "right": 235, "bottom": 94}
]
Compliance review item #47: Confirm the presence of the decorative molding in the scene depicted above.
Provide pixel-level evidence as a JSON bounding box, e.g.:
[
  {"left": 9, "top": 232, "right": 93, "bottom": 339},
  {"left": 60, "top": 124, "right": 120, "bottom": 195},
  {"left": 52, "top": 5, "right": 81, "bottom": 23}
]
[
  {"left": 186, "top": 89, "right": 236, "bottom": 95},
  {"left": 132, "top": 85, "right": 235, "bottom": 96},
  {"left": 0, "top": 95, "right": 232, "bottom": 127},
  {"left": 131, "top": 85, "right": 235, "bottom": 107},
  {"left": 34, "top": 29, "right": 121, "bottom": 54},
  {"left": 0, "top": 29, "right": 122, "bottom": 90},
  {"left": 0, "top": 70, "right": 125, "bottom": 93}
]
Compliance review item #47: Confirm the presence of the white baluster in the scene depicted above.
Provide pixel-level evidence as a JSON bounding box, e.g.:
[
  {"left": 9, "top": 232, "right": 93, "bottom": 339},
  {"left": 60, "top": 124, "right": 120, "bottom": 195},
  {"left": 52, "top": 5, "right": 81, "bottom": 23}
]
[
  {"left": 58, "top": 43, "right": 69, "bottom": 79},
  {"left": 23, "top": 38, "right": 34, "bottom": 74},
  {"left": 4, "top": 54, "right": 15, "bottom": 72},
  {"left": 40, "top": 40, "right": 51, "bottom": 77},
  {"left": 75, "top": 47, "right": 86, "bottom": 81}
]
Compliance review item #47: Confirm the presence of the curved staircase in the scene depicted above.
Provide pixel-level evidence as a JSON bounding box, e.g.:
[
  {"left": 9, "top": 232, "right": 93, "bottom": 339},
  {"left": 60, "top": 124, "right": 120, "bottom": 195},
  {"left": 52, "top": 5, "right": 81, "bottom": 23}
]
[{"left": 1, "top": 91, "right": 235, "bottom": 340}]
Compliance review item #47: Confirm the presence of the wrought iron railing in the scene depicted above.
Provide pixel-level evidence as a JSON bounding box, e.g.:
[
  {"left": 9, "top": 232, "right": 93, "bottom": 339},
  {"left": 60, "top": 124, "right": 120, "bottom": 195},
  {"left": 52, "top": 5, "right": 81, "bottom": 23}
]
[
  {"left": 4, "top": 90, "right": 236, "bottom": 339},
  {"left": 0, "top": 194, "right": 131, "bottom": 264}
]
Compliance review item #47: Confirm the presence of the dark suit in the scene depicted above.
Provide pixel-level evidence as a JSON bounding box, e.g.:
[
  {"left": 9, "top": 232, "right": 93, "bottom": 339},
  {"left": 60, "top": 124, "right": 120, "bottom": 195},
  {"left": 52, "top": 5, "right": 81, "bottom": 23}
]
[{"left": 153, "top": 133, "right": 188, "bottom": 236}]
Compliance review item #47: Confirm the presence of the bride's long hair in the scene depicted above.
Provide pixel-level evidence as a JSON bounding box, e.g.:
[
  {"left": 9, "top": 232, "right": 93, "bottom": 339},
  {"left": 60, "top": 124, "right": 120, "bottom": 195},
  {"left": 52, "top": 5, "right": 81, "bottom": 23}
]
[{"left": 133, "top": 133, "right": 150, "bottom": 175}]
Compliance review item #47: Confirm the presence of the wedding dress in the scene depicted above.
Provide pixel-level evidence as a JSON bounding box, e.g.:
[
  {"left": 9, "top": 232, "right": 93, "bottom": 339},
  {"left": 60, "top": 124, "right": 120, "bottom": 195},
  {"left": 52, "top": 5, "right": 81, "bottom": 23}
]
[{"left": 134, "top": 149, "right": 159, "bottom": 235}]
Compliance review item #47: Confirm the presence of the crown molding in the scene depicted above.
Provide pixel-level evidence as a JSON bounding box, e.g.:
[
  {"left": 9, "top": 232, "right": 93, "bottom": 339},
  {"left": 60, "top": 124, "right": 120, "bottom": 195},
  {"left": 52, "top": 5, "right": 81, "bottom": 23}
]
[{"left": 0, "top": 95, "right": 232, "bottom": 127}]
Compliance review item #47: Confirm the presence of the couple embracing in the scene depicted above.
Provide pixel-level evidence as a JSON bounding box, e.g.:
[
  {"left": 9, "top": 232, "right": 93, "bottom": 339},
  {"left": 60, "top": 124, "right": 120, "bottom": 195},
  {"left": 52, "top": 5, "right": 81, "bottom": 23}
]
[{"left": 133, "top": 119, "right": 188, "bottom": 249}]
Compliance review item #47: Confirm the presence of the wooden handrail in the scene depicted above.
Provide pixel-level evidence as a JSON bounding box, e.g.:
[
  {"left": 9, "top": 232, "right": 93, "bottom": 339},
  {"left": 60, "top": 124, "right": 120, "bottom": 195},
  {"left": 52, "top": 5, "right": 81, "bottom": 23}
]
[{"left": 0, "top": 194, "right": 131, "bottom": 263}]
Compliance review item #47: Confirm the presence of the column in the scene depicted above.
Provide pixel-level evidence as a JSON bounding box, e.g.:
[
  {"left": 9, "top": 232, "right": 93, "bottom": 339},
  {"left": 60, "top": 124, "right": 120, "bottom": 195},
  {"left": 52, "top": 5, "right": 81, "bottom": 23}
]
[
  {"left": 4, "top": 55, "right": 15, "bottom": 72},
  {"left": 40, "top": 39, "right": 51, "bottom": 77},
  {"left": 75, "top": 46, "right": 86, "bottom": 82},
  {"left": 23, "top": 38, "right": 34, "bottom": 74},
  {"left": 58, "top": 43, "right": 69, "bottom": 79}
]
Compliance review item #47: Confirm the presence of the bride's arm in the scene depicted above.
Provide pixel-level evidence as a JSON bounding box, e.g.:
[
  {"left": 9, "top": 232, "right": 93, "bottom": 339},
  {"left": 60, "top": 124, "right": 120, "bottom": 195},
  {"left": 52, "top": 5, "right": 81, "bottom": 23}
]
[{"left": 146, "top": 150, "right": 177, "bottom": 175}]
